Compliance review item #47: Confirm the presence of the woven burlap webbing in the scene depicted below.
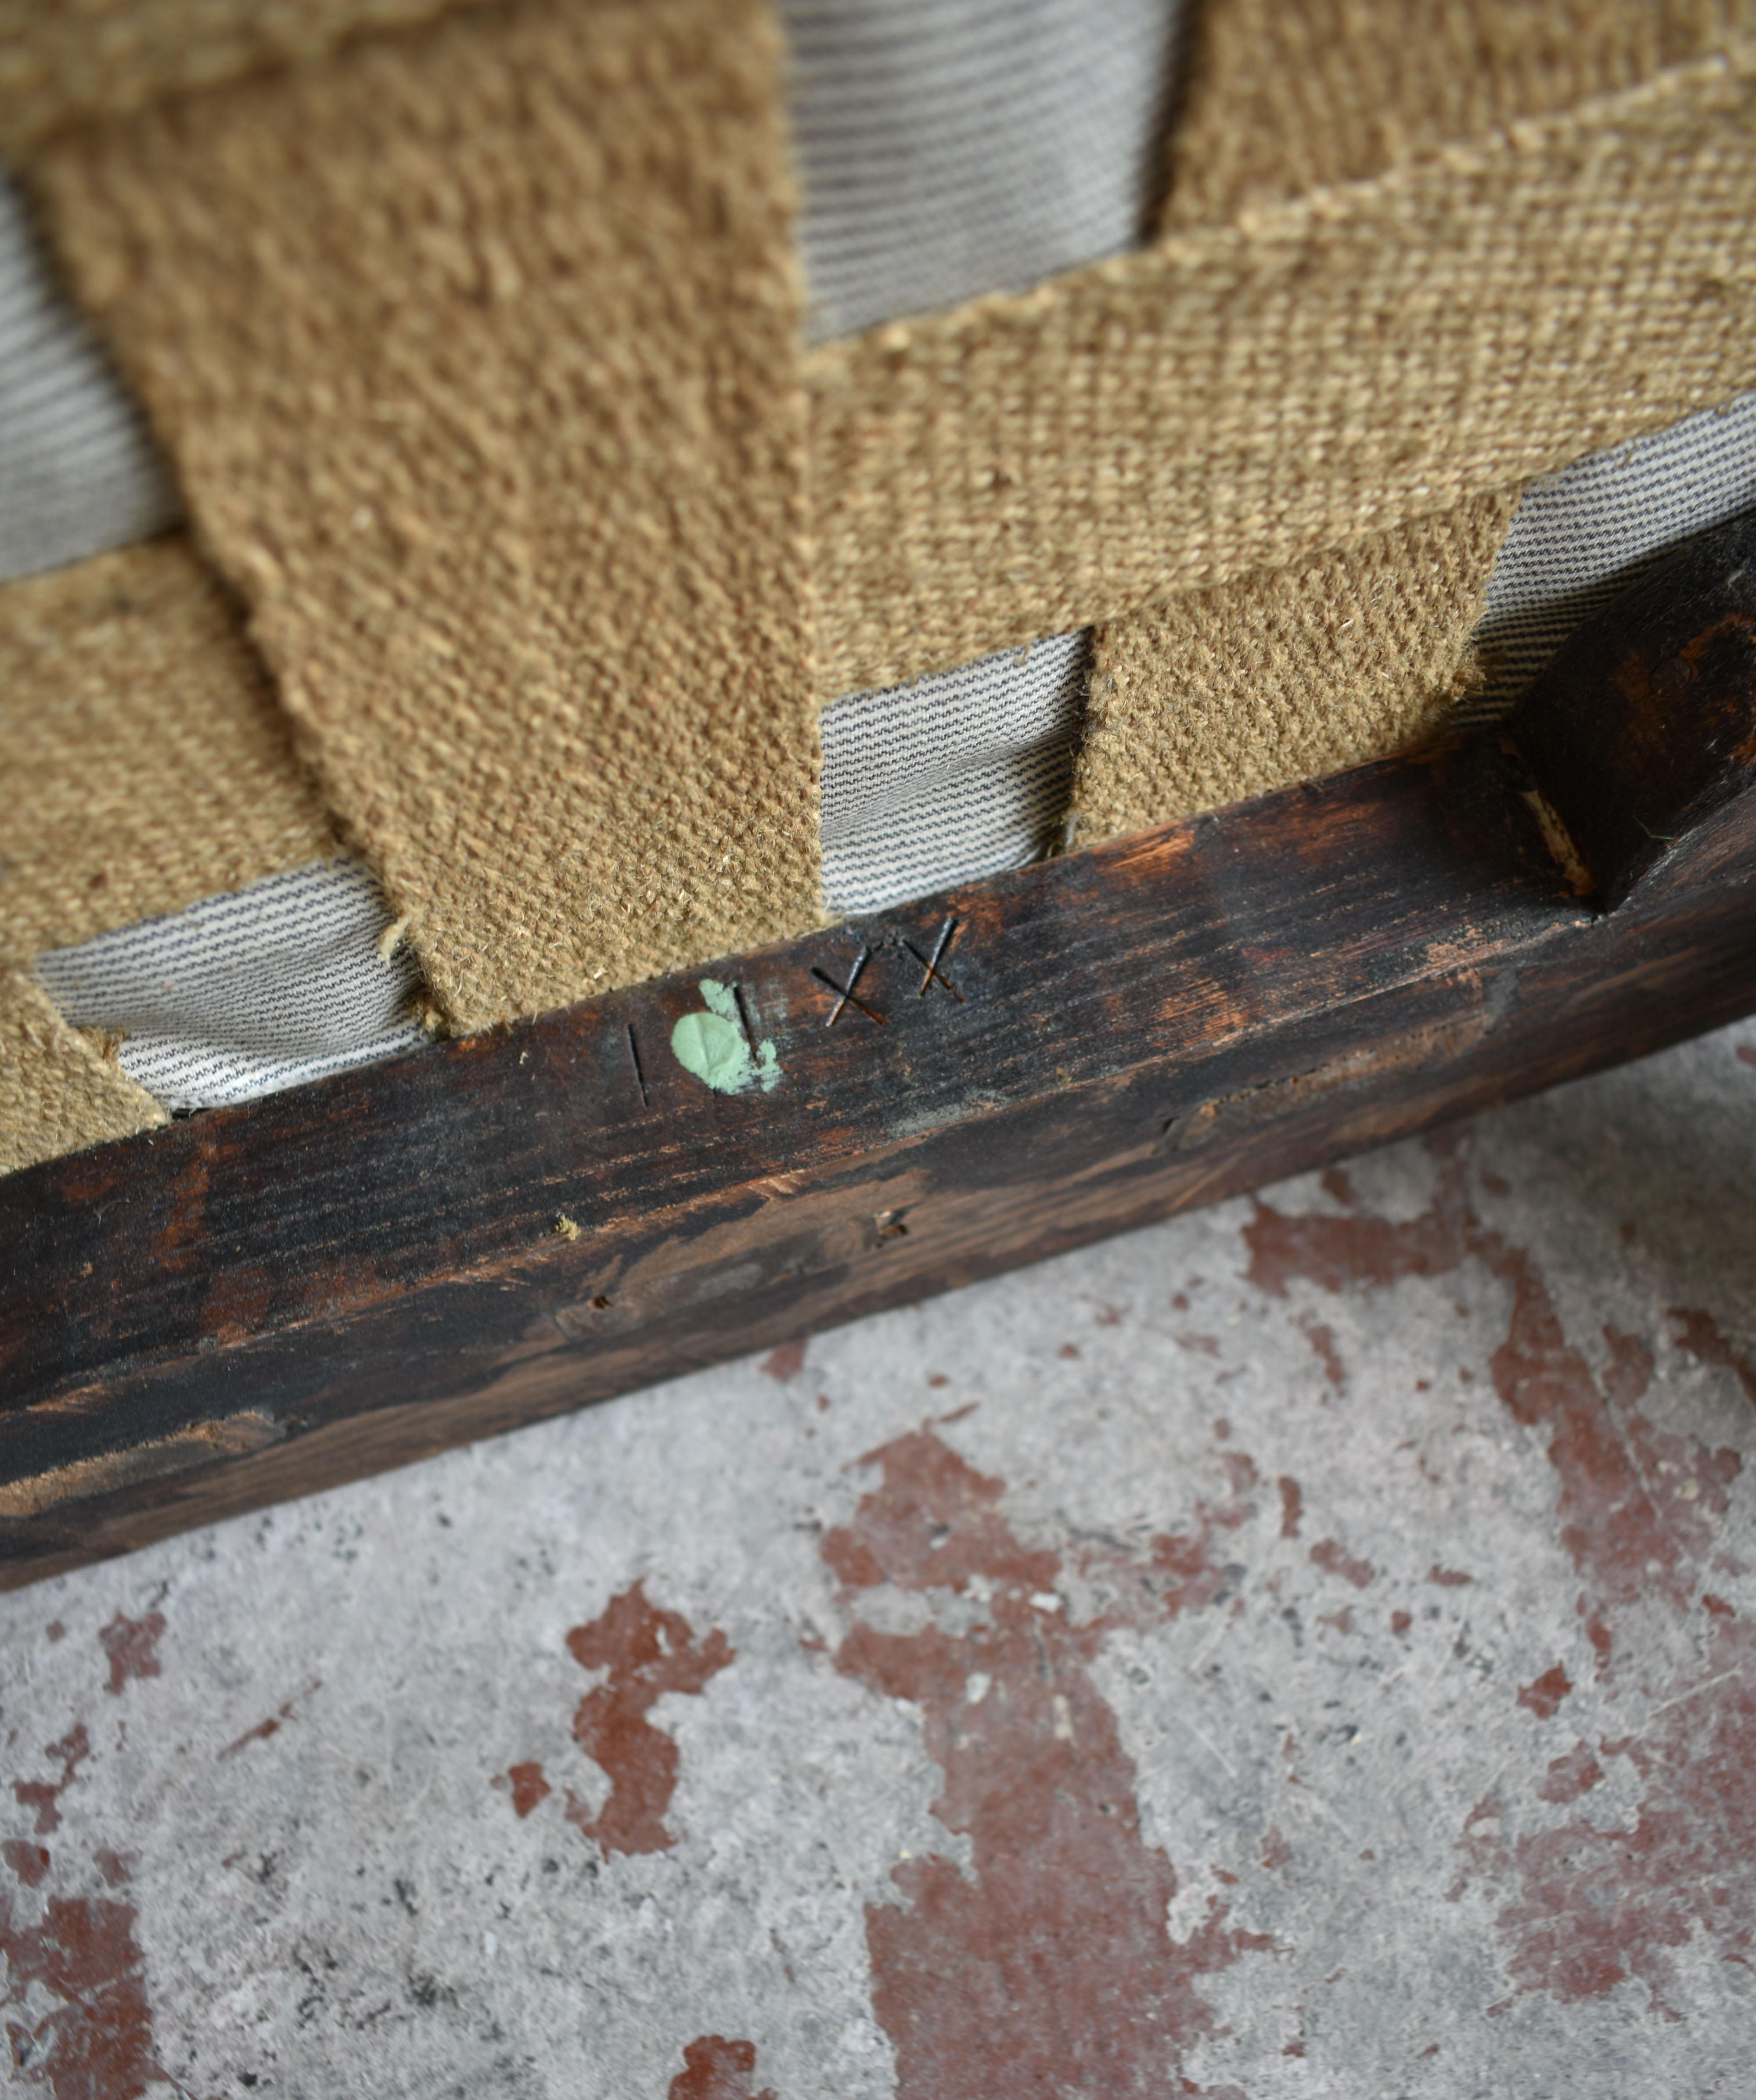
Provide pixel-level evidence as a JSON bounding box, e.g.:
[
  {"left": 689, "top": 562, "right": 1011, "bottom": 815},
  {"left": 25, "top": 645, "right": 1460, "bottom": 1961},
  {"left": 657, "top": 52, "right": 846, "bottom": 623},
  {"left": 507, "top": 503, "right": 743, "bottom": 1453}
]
[
  {"left": 0, "top": 535, "right": 333, "bottom": 1166},
  {"left": 0, "top": 536, "right": 337, "bottom": 973},
  {"left": 0, "top": 967, "right": 166, "bottom": 1176},
  {"left": 1064, "top": 3, "right": 1752, "bottom": 842},
  {"left": 1162, "top": 1, "right": 1749, "bottom": 230},
  {"left": 9, "top": 7, "right": 1756, "bottom": 1187},
  {"left": 0, "top": 0, "right": 472, "bottom": 157},
  {"left": 806, "top": 45, "right": 1756, "bottom": 702},
  {"left": 33, "top": 0, "right": 819, "bottom": 1033},
  {"left": 1070, "top": 492, "right": 1520, "bottom": 845}
]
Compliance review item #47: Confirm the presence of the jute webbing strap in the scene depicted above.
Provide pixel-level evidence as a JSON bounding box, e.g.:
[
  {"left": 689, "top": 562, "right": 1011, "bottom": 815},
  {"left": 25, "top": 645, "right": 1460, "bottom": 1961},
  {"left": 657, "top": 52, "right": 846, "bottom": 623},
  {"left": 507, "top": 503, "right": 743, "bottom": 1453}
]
[
  {"left": 1162, "top": 0, "right": 1749, "bottom": 230},
  {"left": 0, "top": 0, "right": 472, "bottom": 157},
  {"left": 33, "top": 0, "right": 819, "bottom": 1032},
  {"left": 806, "top": 45, "right": 1756, "bottom": 701},
  {"left": 1098, "top": 0, "right": 1749, "bottom": 850},
  {"left": 1071, "top": 491, "right": 1520, "bottom": 846},
  {"left": 0, "top": 536, "right": 337, "bottom": 971},
  {"left": 0, "top": 966, "right": 165, "bottom": 1176}
]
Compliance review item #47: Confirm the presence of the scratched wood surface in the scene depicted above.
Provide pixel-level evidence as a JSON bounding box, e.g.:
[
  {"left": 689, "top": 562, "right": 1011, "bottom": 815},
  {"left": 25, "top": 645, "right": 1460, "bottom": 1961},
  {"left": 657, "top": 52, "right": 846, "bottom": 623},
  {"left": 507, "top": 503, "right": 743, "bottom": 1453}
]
[{"left": 3, "top": 517, "right": 1755, "bottom": 1587}]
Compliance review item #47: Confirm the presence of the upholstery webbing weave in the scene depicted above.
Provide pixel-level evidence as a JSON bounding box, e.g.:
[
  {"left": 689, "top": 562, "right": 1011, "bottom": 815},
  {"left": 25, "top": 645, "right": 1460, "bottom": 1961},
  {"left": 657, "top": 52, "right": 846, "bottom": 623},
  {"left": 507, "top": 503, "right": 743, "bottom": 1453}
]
[
  {"left": 1162, "top": 0, "right": 1747, "bottom": 231},
  {"left": 788, "top": 0, "right": 1181, "bottom": 915},
  {"left": 806, "top": 45, "right": 1756, "bottom": 701},
  {"left": 8, "top": 7, "right": 1756, "bottom": 1175},
  {"left": 0, "top": 0, "right": 471, "bottom": 157},
  {"left": 0, "top": 537, "right": 338, "bottom": 972},
  {"left": 1071, "top": 493, "right": 1519, "bottom": 843},
  {"left": 35, "top": 0, "right": 820, "bottom": 1034}
]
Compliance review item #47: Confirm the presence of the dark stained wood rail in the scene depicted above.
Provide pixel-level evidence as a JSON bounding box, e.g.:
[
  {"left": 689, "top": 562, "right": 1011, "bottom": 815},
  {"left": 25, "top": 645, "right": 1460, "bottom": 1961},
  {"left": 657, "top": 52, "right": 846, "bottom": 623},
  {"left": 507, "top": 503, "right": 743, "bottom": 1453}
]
[
  {"left": 1512, "top": 510, "right": 1756, "bottom": 907},
  {"left": 4, "top": 515, "right": 1755, "bottom": 1587}
]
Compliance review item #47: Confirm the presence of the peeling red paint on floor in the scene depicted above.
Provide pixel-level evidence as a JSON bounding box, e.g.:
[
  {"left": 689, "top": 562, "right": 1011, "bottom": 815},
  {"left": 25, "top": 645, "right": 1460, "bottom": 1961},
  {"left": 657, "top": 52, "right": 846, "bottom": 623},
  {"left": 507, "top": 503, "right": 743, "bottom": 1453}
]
[
  {"left": 561, "top": 1585, "right": 733, "bottom": 1856},
  {"left": 498, "top": 1762, "right": 551, "bottom": 1819},
  {"left": 823, "top": 1427, "right": 1270, "bottom": 2097},
  {"left": 1485, "top": 1267, "right": 1737, "bottom": 1611},
  {"left": 1537, "top": 1743, "right": 1602, "bottom": 1805},
  {"left": 1670, "top": 1308, "right": 1756, "bottom": 1406},
  {"left": 666, "top": 2034, "right": 776, "bottom": 2100},
  {"left": 2, "top": 1845, "right": 49, "bottom": 1889},
  {"left": 13, "top": 1730, "right": 91, "bottom": 1837},
  {"left": 97, "top": 1616, "right": 165, "bottom": 1698},
  {"left": 1299, "top": 1319, "right": 1347, "bottom": 1392},
  {"left": 218, "top": 1679, "right": 321, "bottom": 1760},
  {"left": 0, "top": 1890, "right": 164, "bottom": 2100},
  {"left": 1517, "top": 1666, "right": 1571, "bottom": 1720},
  {"left": 1453, "top": 1617, "right": 1756, "bottom": 2013},
  {"left": 1309, "top": 1540, "right": 1374, "bottom": 1590},
  {"left": 1247, "top": 1141, "right": 1756, "bottom": 2015},
  {"left": 1243, "top": 1172, "right": 1464, "bottom": 1301},
  {"left": 0, "top": 1028, "right": 1750, "bottom": 2096},
  {"left": 761, "top": 1341, "right": 806, "bottom": 1382}
]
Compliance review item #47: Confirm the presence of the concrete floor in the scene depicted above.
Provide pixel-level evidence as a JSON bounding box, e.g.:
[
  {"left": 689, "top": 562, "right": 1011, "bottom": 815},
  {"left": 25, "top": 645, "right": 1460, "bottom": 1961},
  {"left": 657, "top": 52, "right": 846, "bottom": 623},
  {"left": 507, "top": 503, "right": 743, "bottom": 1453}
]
[{"left": 4, "top": 1016, "right": 1755, "bottom": 2100}]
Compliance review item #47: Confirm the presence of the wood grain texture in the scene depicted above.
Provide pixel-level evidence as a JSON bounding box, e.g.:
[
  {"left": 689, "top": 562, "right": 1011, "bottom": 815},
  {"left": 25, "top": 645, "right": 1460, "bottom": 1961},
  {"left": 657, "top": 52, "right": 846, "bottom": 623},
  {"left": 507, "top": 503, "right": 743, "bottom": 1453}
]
[
  {"left": 1513, "top": 509, "right": 1756, "bottom": 908},
  {"left": 3, "top": 521, "right": 1754, "bottom": 1587}
]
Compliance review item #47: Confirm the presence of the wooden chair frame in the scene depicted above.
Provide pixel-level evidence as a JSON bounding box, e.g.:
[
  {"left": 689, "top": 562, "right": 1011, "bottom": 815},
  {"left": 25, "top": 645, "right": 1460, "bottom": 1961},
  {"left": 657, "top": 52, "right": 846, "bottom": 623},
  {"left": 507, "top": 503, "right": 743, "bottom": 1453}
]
[{"left": 4, "top": 516, "right": 1754, "bottom": 1589}]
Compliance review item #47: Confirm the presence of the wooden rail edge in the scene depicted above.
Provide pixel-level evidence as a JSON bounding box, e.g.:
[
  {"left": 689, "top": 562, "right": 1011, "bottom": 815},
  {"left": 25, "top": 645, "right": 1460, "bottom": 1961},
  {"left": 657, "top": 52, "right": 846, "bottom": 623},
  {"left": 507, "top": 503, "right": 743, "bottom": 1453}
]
[{"left": 3, "top": 515, "right": 1754, "bottom": 1587}]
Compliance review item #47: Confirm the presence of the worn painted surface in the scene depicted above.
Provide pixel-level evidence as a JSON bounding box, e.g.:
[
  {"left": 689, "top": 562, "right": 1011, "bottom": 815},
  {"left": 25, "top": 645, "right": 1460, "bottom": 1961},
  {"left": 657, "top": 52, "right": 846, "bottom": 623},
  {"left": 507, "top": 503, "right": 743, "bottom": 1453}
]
[{"left": 2, "top": 1016, "right": 1752, "bottom": 2096}]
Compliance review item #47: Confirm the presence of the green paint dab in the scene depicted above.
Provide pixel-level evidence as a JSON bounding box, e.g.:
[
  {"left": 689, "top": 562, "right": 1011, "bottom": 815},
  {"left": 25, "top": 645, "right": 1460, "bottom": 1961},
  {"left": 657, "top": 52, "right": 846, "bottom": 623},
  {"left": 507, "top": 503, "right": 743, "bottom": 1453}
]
[{"left": 670, "top": 979, "right": 781, "bottom": 1096}]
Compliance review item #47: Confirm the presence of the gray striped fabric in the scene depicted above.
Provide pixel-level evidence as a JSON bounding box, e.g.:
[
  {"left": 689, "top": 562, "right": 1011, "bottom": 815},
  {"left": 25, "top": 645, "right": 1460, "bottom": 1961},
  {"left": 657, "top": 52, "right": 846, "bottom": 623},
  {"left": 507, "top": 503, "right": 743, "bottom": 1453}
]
[
  {"left": 821, "top": 629, "right": 1091, "bottom": 915},
  {"left": 33, "top": 860, "right": 426, "bottom": 1111},
  {"left": 1458, "top": 392, "right": 1756, "bottom": 726},
  {"left": 0, "top": 172, "right": 180, "bottom": 586},
  {"left": 782, "top": 0, "right": 1184, "bottom": 342}
]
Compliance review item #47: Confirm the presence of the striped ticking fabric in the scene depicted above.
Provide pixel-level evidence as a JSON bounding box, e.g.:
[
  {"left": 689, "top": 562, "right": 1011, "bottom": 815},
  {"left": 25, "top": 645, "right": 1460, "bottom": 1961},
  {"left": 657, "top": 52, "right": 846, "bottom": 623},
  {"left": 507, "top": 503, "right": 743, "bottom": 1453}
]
[
  {"left": 1458, "top": 394, "right": 1756, "bottom": 726},
  {"left": 0, "top": 175, "right": 178, "bottom": 588},
  {"left": 821, "top": 629, "right": 1091, "bottom": 916},
  {"left": 33, "top": 860, "right": 426, "bottom": 1111},
  {"left": 783, "top": 0, "right": 1184, "bottom": 342}
]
